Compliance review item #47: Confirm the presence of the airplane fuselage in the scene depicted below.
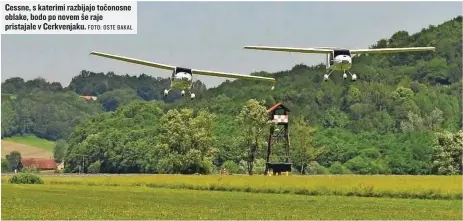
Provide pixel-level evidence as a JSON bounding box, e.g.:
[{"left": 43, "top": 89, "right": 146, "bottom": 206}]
[
  {"left": 326, "top": 49, "right": 352, "bottom": 71},
  {"left": 329, "top": 54, "right": 352, "bottom": 71},
  {"left": 324, "top": 49, "right": 356, "bottom": 81},
  {"left": 172, "top": 71, "right": 193, "bottom": 89},
  {"left": 171, "top": 67, "right": 194, "bottom": 90},
  {"left": 166, "top": 67, "right": 196, "bottom": 99}
]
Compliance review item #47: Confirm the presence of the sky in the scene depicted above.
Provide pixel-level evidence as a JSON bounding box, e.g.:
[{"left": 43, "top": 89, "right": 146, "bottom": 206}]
[{"left": 1, "top": 1, "right": 462, "bottom": 88}]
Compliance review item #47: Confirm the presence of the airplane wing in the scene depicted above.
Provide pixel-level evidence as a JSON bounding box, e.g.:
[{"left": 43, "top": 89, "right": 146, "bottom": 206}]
[
  {"left": 243, "top": 46, "right": 332, "bottom": 54},
  {"left": 90, "top": 51, "right": 176, "bottom": 71},
  {"left": 350, "top": 47, "right": 435, "bottom": 54},
  {"left": 90, "top": 51, "right": 275, "bottom": 83},
  {"left": 192, "top": 69, "right": 275, "bottom": 83}
]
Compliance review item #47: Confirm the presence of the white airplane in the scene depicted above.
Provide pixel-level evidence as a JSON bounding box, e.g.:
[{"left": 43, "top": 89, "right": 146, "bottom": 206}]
[
  {"left": 243, "top": 45, "right": 435, "bottom": 81},
  {"left": 89, "top": 51, "right": 276, "bottom": 99}
]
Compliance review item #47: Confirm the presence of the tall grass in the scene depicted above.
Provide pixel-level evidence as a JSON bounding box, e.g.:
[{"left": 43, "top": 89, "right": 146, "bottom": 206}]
[{"left": 3, "top": 174, "right": 461, "bottom": 200}]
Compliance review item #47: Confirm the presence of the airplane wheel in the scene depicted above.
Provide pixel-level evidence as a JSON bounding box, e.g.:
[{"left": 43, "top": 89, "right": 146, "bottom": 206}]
[
  {"left": 190, "top": 93, "right": 196, "bottom": 100},
  {"left": 323, "top": 74, "right": 329, "bottom": 81},
  {"left": 181, "top": 90, "right": 185, "bottom": 96},
  {"left": 164, "top": 89, "right": 169, "bottom": 97}
]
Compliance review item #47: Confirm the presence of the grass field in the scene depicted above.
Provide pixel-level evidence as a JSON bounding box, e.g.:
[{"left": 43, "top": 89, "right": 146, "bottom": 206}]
[
  {"left": 1, "top": 135, "right": 55, "bottom": 158},
  {"left": 2, "top": 184, "right": 461, "bottom": 220},
  {"left": 4, "top": 174, "right": 460, "bottom": 200}
]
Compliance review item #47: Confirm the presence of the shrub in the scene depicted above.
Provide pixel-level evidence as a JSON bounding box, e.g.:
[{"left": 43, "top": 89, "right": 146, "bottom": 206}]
[
  {"left": 253, "top": 158, "right": 266, "bottom": 175},
  {"left": 87, "top": 161, "right": 101, "bottom": 174},
  {"left": 329, "top": 161, "right": 351, "bottom": 174},
  {"left": 221, "top": 160, "right": 240, "bottom": 174},
  {"left": 314, "top": 165, "right": 330, "bottom": 175},
  {"left": 1, "top": 158, "right": 9, "bottom": 173},
  {"left": 21, "top": 167, "right": 39, "bottom": 173},
  {"left": 8, "top": 173, "right": 44, "bottom": 184},
  {"left": 54, "top": 168, "right": 64, "bottom": 174}
]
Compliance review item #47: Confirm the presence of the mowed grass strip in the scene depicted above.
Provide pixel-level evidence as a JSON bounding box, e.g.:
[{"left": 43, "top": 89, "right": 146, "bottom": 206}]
[
  {"left": 2, "top": 135, "right": 55, "bottom": 153},
  {"left": 2, "top": 184, "right": 461, "bottom": 220},
  {"left": 2, "top": 174, "right": 461, "bottom": 200}
]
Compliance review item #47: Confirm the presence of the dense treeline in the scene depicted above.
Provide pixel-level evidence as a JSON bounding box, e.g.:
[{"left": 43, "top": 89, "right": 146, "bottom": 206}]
[
  {"left": 1, "top": 89, "right": 101, "bottom": 140},
  {"left": 2, "top": 16, "right": 462, "bottom": 175},
  {"left": 68, "top": 71, "right": 208, "bottom": 102}
]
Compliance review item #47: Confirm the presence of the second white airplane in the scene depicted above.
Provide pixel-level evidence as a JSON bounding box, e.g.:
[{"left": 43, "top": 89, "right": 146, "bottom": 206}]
[{"left": 243, "top": 45, "right": 435, "bottom": 81}]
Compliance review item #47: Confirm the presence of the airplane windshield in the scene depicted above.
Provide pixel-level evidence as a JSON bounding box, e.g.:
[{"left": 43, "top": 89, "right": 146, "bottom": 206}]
[{"left": 334, "top": 49, "right": 351, "bottom": 57}]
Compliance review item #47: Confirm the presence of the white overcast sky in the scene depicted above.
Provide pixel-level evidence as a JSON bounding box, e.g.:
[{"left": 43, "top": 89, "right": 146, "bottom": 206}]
[{"left": 1, "top": 1, "right": 462, "bottom": 88}]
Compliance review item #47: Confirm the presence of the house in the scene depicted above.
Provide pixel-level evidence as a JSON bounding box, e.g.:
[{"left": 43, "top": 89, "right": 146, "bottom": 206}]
[
  {"left": 57, "top": 162, "right": 65, "bottom": 170},
  {"left": 21, "top": 158, "right": 57, "bottom": 171},
  {"left": 79, "top": 95, "right": 98, "bottom": 101}
]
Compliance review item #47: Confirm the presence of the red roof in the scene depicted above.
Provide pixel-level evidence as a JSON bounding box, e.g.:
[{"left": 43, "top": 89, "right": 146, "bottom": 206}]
[
  {"left": 267, "top": 102, "right": 290, "bottom": 113},
  {"left": 21, "top": 158, "right": 57, "bottom": 169},
  {"left": 80, "top": 95, "right": 96, "bottom": 100}
]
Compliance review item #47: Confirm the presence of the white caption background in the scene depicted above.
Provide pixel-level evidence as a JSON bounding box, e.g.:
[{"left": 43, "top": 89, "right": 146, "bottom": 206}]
[{"left": 1, "top": 1, "right": 137, "bottom": 34}]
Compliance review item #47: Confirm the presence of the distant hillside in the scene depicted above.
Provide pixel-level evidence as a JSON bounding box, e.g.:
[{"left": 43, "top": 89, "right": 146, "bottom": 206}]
[
  {"left": 2, "top": 16, "right": 461, "bottom": 175},
  {"left": 1, "top": 16, "right": 461, "bottom": 141},
  {"left": 180, "top": 16, "right": 462, "bottom": 132},
  {"left": 1, "top": 135, "right": 54, "bottom": 159}
]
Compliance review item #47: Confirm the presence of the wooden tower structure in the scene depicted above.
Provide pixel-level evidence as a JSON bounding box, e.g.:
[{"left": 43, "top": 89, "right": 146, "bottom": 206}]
[{"left": 265, "top": 102, "right": 292, "bottom": 176}]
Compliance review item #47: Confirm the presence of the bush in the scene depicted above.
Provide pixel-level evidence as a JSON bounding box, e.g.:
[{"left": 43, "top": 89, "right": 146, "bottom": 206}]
[
  {"left": 54, "top": 168, "right": 64, "bottom": 174},
  {"left": 253, "top": 158, "right": 266, "bottom": 175},
  {"left": 87, "top": 161, "right": 101, "bottom": 174},
  {"left": 21, "top": 167, "right": 39, "bottom": 173},
  {"left": 314, "top": 165, "right": 330, "bottom": 175},
  {"left": 221, "top": 160, "right": 240, "bottom": 174},
  {"left": 8, "top": 173, "right": 44, "bottom": 184},
  {"left": 306, "top": 161, "right": 330, "bottom": 175},
  {"left": 329, "top": 161, "right": 351, "bottom": 174},
  {"left": 1, "top": 158, "right": 9, "bottom": 173}
]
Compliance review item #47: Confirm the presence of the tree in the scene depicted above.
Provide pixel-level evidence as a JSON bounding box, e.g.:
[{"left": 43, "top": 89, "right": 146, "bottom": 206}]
[
  {"left": 291, "top": 116, "right": 326, "bottom": 174},
  {"left": 236, "top": 99, "right": 271, "bottom": 175},
  {"left": 53, "top": 139, "right": 68, "bottom": 163},
  {"left": 6, "top": 151, "right": 22, "bottom": 172},
  {"left": 432, "top": 130, "right": 463, "bottom": 175},
  {"left": 87, "top": 161, "right": 101, "bottom": 173},
  {"left": 154, "top": 109, "right": 217, "bottom": 174},
  {"left": 1, "top": 99, "right": 17, "bottom": 137},
  {"left": 65, "top": 100, "right": 164, "bottom": 173},
  {"left": 425, "top": 108, "right": 444, "bottom": 131},
  {"left": 1, "top": 158, "right": 9, "bottom": 172},
  {"left": 98, "top": 88, "right": 142, "bottom": 111}
]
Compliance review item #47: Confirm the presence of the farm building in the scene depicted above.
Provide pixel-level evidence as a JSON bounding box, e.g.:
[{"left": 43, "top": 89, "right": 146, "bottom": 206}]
[
  {"left": 21, "top": 158, "right": 57, "bottom": 170},
  {"left": 79, "top": 95, "right": 98, "bottom": 101},
  {"left": 57, "top": 162, "right": 65, "bottom": 170}
]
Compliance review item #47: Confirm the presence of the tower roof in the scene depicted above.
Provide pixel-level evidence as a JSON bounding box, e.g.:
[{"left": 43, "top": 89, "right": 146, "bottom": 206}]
[{"left": 267, "top": 102, "right": 290, "bottom": 113}]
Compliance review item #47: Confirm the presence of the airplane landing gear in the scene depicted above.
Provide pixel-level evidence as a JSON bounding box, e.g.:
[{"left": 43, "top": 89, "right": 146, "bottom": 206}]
[
  {"left": 163, "top": 88, "right": 196, "bottom": 100},
  {"left": 346, "top": 70, "right": 357, "bottom": 81},
  {"left": 324, "top": 69, "right": 335, "bottom": 81}
]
